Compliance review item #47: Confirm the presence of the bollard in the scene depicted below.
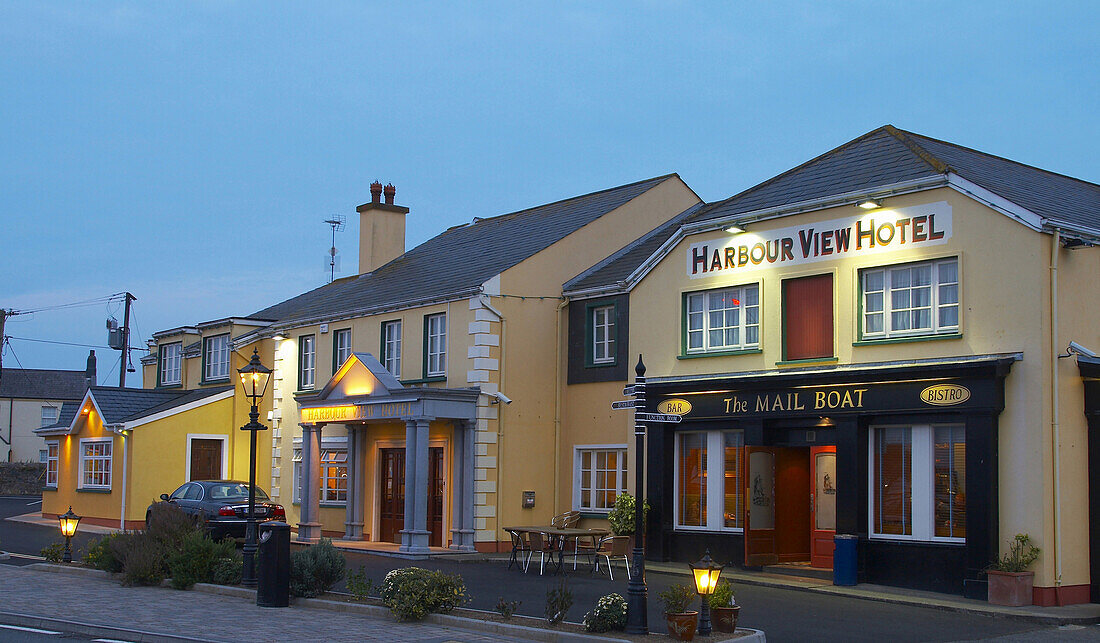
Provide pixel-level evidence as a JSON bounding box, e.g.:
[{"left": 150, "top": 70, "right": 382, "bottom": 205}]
[{"left": 257, "top": 521, "right": 291, "bottom": 607}]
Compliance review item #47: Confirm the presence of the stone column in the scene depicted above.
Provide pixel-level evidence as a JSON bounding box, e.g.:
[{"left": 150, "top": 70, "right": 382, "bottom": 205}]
[
  {"left": 297, "top": 423, "right": 323, "bottom": 542},
  {"left": 400, "top": 417, "right": 432, "bottom": 553},
  {"left": 450, "top": 420, "right": 476, "bottom": 551},
  {"left": 344, "top": 427, "right": 364, "bottom": 540}
]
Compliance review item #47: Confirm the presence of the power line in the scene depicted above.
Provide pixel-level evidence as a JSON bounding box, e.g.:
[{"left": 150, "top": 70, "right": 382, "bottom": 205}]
[
  {"left": 7, "top": 335, "right": 144, "bottom": 353},
  {"left": 7, "top": 293, "right": 127, "bottom": 316}
]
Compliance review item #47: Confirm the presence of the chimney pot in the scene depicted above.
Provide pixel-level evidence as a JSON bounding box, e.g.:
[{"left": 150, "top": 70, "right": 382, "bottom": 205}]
[
  {"left": 370, "top": 181, "right": 383, "bottom": 204},
  {"left": 384, "top": 183, "right": 396, "bottom": 205}
]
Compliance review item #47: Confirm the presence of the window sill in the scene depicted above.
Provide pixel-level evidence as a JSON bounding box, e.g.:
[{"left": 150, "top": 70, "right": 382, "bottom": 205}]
[
  {"left": 775, "top": 357, "right": 838, "bottom": 367},
  {"left": 42, "top": 486, "right": 57, "bottom": 492},
  {"left": 678, "top": 348, "right": 762, "bottom": 360},
  {"left": 868, "top": 535, "right": 965, "bottom": 546},
  {"left": 854, "top": 333, "right": 963, "bottom": 347},
  {"left": 401, "top": 376, "right": 446, "bottom": 385},
  {"left": 200, "top": 377, "right": 231, "bottom": 386},
  {"left": 76, "top": 487, "right": 112, "bottom": 494},
  {"left": 320, "top": 502, "right": 347, "bottom": 508},
  {"left": 585, "top": 361, "right": 617, "bottom": 369},
  {"left": 157, "top": 382, "right": 183, "bottom": 389},
  {"left": 577, "top": 511, "right": 611, "bottom": 519},
  {"left": 672, "top": 526, "right": 745, "bottom": 534}
]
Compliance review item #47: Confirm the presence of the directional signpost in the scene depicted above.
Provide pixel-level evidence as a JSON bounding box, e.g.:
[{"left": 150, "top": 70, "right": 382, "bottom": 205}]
[
  {"left": 636, "top": 412, "right": 682, "bottom": 423},
  {"left": 611, "top": 399, "right": 639, "bottom": 410}
]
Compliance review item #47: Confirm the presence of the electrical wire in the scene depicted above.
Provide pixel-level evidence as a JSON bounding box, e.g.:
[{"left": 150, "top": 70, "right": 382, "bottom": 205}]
[
  {"left": 0, "top": 338, "right": 67, "bottom": 411},
  {"left": 7, "top": 293, "right": 127, "bottom": 316}
]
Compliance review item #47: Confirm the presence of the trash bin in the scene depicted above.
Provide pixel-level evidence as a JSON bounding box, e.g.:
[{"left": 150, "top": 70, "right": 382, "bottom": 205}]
[
  {"left": 833, "top": 534, "right": 858, "bottom": 586},
  {"left": 257, "top": 521, "right": 291, "bottom": 607}
]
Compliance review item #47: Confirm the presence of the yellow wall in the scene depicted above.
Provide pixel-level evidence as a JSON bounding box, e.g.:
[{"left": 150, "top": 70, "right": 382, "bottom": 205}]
[{"left": 41, "top": 401, "right": 121, "bottom": 526}]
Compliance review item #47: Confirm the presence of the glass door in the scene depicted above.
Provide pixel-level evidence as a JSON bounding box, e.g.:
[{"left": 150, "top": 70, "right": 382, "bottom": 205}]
[
  {"left": 744, "top": 447, "right": 778, "bottom": 566},
  {"left": 810, "top": 446, "right": 837, "bottom": 568}
]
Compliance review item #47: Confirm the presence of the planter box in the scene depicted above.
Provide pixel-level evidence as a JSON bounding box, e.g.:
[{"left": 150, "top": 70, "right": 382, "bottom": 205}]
[
  {"left": 665, "top": 611, "right": 699, "bottom": 641},
  {"left": 987, "top": 570, "right": 1034, "bottom": 606},
  {"left": 712, "top": 605, "right": 740, "bottom": 633}
]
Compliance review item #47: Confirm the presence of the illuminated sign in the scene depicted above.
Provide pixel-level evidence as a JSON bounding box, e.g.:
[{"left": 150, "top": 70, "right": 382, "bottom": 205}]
[
  {"left": 657, "top": 398, "right": 692, "bottom": 415},
  {"left": 300, "top": 401, "right": 415, "bottom": 424},
  {"left": 920, "top": 384, "right": 971, "bottom": 406},
  {"left": 686, "top": 202, "right": 952, "bottom": 278}
]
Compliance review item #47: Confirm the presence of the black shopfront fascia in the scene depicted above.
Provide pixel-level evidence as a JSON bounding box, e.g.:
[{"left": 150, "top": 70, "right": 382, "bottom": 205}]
[
  {"left": 1078, "top": 356, "right": 1100, "bottom": 603},
  {"left": 643, "top": 356, "right": 1015, "bottom": 599}
]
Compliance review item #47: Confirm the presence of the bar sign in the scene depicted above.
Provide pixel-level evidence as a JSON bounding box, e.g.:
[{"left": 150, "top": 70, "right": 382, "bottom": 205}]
[{"left": 611, "top": 399, "right": 639, "bottom": 409}]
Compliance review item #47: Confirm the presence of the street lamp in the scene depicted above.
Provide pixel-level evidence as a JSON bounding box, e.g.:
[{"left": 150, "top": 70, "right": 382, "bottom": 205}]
[
  {"left": 690, "top": 549, "right": 724, "bottom": 636},
  {"left": 58, "top": 506, "right": 81, "bottom": 563},
  {"left": 238, "top": 348, "right": 271, "bottom": 588}
]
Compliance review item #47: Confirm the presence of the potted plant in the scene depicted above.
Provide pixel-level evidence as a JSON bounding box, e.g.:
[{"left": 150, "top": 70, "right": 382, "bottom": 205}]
[
  {"left": 606, "top": 493, "right": 651, "bottom": 549},
  {"left": 987, "top": 533, "right": 1040, "bottom": 606},
  {"left": 708, "top": 579, "right": 739, "bottom": 633},
  {"left": 658, "top": 583, "right": 699, "bottom": 641}
]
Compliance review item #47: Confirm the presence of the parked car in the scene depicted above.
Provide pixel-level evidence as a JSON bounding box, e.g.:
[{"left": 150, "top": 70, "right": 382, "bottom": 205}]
[{"left": 149, "top": 480, "right": 285, "bottom": 540}]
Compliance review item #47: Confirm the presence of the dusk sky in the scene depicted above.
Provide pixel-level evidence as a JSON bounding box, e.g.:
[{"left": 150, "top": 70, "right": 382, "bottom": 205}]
[{"left": 2, "top": 2, "right": 1097, "bottom": 385}]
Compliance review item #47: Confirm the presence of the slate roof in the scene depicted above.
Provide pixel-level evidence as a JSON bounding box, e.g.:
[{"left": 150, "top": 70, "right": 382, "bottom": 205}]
[
  {"left": 0, "top": 368, "right": 88, "bottom": 400},
  {"left": 691, "top": 125, "right": 1100, "bottom": 233},
  {"left": 59, "top": 386, "right": 231, "bottom": 428},
  {"left": 250, "top": 175, "right": 680, "bottom": 327},
  {"left": 39, "top": 401, "right": 80, "bottom": 431}
]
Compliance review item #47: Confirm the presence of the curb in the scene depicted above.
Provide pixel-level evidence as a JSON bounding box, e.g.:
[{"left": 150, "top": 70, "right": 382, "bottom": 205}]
[{"left": 0, "top": 610, "right": 220, "bottom": 643}]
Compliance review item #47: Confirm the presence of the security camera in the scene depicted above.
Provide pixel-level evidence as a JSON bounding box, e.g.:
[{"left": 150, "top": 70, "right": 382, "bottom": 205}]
[
  {"left": 489, "top": 391, "right": 513, "bottom": 405},
  {"left": 1067, "top": 341, "right": 1097, "bottom": 358}
]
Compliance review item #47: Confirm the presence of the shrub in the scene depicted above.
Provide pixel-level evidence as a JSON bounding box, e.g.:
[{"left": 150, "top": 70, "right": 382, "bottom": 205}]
[
  {"left": 289, "top": 538, "right": 346, "bottom": 598},
  {"left": 583, "top": 593, "right": 627, "bottom": 632},
  {"left": 210, "top": 555, "right": 243, "bottom": 586},
  {"left": 708, "top": 579, "right": 736, "bottom": 609},
  {"left": 40, "top": 542, "right": 65, "bottom": 563},
  {"left": 346, "top": 566, "right": 374, "bottom": 601},
  {"left": 658, "top": 583, "right": 696, "bottom": 614},
  {"left": 83, "top": 533, "right": 124, "bottom": 572},
  {"left": 545, "top": 577, "right": 573, "bottom": 626},
  {"left": 495, "top": 597, "right": 521, "bottom": 619},
  {"left": 118, "top": 532, "right": 166, "bottom": 587},
  {"left": 145, "top": 501, "right": 199, "bottom": 551},
  {"left": 380, "top": 567, "right": 469, "bottom": 621},
  {"left": 167, "top": 530, "right": 238, "bottom": 590},
  {"left": 606, "top": 493, "right": 651, "bottom": 536},
  {"left": 990, "top": 533, "right": 1041, "bottom": 573}
]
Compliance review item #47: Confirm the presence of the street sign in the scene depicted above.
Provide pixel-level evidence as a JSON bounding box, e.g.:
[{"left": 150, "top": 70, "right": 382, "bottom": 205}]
[
  {"left": 636, "top": 412, "right": 683, "bottom": 423},
  {"left": 611, "top": 399, "right": 639, "bottom": 409},
  {"left": 622, "top": 385, "right": 636, "bottom": 396}
]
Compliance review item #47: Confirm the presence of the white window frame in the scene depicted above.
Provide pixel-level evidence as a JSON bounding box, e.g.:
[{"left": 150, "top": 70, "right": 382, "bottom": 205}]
[
  {"left": 591, "top": 305, "right": 615, "bottom": 365},
  {"left": 160, "top": 341, "right": 182, "bottom": 385},
  {"left": 573, "top": 444, "right": 628, "bottom": 512},
  {"left": 40, "top": 405, "right": 60, "bottom": 428},
  {"left": 334, "top": 329, "right": 352, "bottom": 369},
  {"left": 868, "top": 424, "right": 965, "bottom": 544},
  {"left": 382, "top": 320, "right": 402, "bottom": 378},
  {"left": 78, "top": 437, "right": 112, "bottom": 490},
  {"left": 203, "top": 334, "right": 230, "bottom": 381},
  {"left": 185, "top": 434, "right": 228, "bottom": 481},
  {"left": 860, "top": 258, "right": 959, "bottom": 339},
  {"left": 673, "top": 430, "right": 745, "bottom": 532},
  {"left": 291, "top": 437, "right": 348, "bottom": 505},
  {"left": 685, "top": 284, "right": 761, "bottom": 354},
  {"left": 426, "top": 313, "right": 446, "bottom": 377},
  {"left": 320, "top": 448, "right": 348, "bottom": 504},
  {"left": 45, "top": 441, "right": 59, "bottom": 487},
  {"left": 299, "top": 334, "right": 316, "bottom": 390}
]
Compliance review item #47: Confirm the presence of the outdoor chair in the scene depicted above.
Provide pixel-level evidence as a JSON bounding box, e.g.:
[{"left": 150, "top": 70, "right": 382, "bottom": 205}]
[
  {"left": 551, "top": 510, "right": 581, "bottom": 529},
  {"left": 506, "top": 529, "right": 531, "bottom": 571},
  {"left": 593, "top": 535, "right": 632, "bottom": 580},
  {"left": 525, "top": 530, "right": 555, "bottom": 575}
]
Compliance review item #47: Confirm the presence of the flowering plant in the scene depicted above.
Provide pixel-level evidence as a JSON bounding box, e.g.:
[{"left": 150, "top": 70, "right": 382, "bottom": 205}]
[{"left": 583, "top": 593, "right": 628, "bottom": 632}]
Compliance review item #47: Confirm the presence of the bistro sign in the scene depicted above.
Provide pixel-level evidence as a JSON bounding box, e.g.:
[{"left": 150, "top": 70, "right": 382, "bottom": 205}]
[{"left": 687, "top": 202, "right": 952, "bottom": 278}]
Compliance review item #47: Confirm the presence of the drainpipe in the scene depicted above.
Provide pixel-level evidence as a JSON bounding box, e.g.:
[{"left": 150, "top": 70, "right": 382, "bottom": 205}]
[
  {"left": 479, "top": 296, "right": 507, "bottom": 551},
  {"left": 1050, "top": 229, "right": 1063, "bottom": 601},
  {"left": 112, "top": 425, "right": 129, "bottom": 531},
  {"left": 553, "top": 299, "right": 568, "bottom": 514}
]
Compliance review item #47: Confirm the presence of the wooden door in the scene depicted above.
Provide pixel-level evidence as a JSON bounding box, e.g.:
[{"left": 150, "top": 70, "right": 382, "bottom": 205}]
[
  {"left": 427, "top": 446, "right": 444, "bottom": 547},
  {"left": 810, "top": 446, "right": 838, "bottom": 568},
  {"left": 379, "top": 448, "right": 405, "bottom": 543},
  {"left": 189, "top": 439, "right": 222, "bottom": 481},
  {"left": 744, "top": 447, "right": 778, "bottom": 566}
]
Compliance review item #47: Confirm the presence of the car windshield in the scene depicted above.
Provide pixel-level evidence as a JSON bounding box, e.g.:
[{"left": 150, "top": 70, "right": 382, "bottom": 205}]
[{"left": 207, "top": 483, "right": 269, "bottom": 502}]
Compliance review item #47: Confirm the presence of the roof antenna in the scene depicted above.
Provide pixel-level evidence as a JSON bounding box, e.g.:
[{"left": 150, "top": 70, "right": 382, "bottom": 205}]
[{"left": 324, "top": 215, "right": 346, "bottom": 283}]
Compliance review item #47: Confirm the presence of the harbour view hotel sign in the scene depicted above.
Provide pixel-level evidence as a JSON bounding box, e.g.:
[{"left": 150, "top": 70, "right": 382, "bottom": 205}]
[
  {"left": 300, "top": 401, "right": 414, "bottom": 423},
  {"left": 687, "top": 202, "right": 952, "bottom": 277}
]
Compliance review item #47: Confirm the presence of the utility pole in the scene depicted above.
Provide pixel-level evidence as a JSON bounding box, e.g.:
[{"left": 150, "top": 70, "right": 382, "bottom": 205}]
[
  {"left": 0, "top": 309, "right": 8, "bottom": 389},
  {"left": 119, "top": 293, "right": 135, "bottom": 388}
]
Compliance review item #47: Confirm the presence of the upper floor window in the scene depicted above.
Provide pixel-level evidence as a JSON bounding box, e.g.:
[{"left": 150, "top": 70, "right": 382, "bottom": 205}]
[
  {"left": 79, "top": 438, "right": 112, "bottom": 489},
  {"left": 425, "top": 313, "right": 446, "bottom": 377},
  {"left": 299, "top": 334, "right": 316, "bottom": 390},
  {"left": 203, "top": 334, "right": 230, "bottom": 381},
  {"left": 40, "top": 405, "right": 60, "bottom": 428},
  {"left": 861, "top": 258, "right": 959, "bottom": 339},
  {"left": 159, "top": 342, "right": 182, "bottom": 386},
  {"left": 685, "top": 284, "right": 760, "bottom": 354},
  {"left": 783, "top": 274, "right": 833, "bottom": 361},
  {"left": 382, "top": 320, "right": 402, "bottom": 378},
  {"left": 590, "top": 305, "right": 616, "bottom": 365},
  {"left": 333, "top": 329, "right": 352, "bottom": 371}
]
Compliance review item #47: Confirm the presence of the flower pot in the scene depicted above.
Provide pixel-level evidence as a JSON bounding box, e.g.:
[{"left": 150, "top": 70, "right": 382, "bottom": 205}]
[
  {"left": 712, "top": 605, "right": 740, "bottom": 633},
  {"left": 987, "top": 570, "right": 1034, "bottom": 606},
  {"left": 665, "top": 611, "right": 699, "bottom": 641}
]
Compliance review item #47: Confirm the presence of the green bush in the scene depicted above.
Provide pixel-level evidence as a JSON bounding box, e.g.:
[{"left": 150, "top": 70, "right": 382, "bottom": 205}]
[
  {"left": 210, "top": 555, "right": 243, "bottom": 586},
  {"left": 495, "top": 597, "right": 521, "bottom": 619},
  {"left": 545, "top": 577, "right": 573, "bottom": 626},
  {"left": 346, "top": 566, "right": 374, "bottom": 601},
  {"left": 708, "top": 579, "right": 736, "bottom": 609},
  {"left": 40, "top": 542, "right": 65, "bottom": 563},
  {"left": 606, "top": 493, "right": 651, "bottom": 536},
  {"left": 583, "top": 593, "right": 627, "bottom": 632},
  {"left": 990, "top": 533, "right": 1041, "bottom": 572},
  {"left": 380, "top": 567, "right": 469, "bottom": 621},
  {"left": 145, "top": 501, "right": 199, "bottom": 551},
  {"left": 83, "top": 533, "right": 124, "bottom": 572},
  {"left": 289, "top": 538, "right": 346, "bottom": 598},
  {"left": 118, "top": 532, "right": 166, "bottom": 587},
  {"left": 167, "top": 530, "right": 238, "bottom": 590},
  {"left": 658, "top": 583, "right": 696, "bottom": 614}
]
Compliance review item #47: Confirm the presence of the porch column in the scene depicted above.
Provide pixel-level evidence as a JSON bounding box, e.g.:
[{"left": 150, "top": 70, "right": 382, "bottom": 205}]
[
  {"left": 297, "top": 422, "right": 324, "bottom": 542},
  {"left": 400, "top": 417, "right": 432, "bottom": 553},
  {"left": 450, "top": 420, "right": 476, "bottom": 551},
  {"left": 344, "top": 426, "right": 364, "bottom": 540}
]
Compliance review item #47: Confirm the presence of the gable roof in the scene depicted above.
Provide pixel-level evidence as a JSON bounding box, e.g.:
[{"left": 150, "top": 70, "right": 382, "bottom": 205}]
[
  {"left": 250, "top": 175, "right": 681, "bottom": 328},
  {"left": 36, "top": 386, "right": 232, "bottom": 435},
  {"left": 0, "top": 368, "right": 88, "bottom": 400}
]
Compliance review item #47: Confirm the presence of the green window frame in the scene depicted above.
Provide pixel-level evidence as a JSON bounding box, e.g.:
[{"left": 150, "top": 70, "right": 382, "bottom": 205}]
[
  {"left": 157, "top": 342, "right": 182, "bottom": 387},
  {"left": 298, "top": 334, "right": 316, "bottom": 390},
  {"left": 681, "top": 284, "right": 760, "bottom": 356},
  {"left": 859, "top": 258, "right": 959, "bottom": 341},
  {"left": 332, "top": 328, "right": 352, "bottom": 373},
  {"left": 381, "top": 319, "right": 402, "bottom": 379},
  {"left": 423, "top": 313, "right": 446, "bottom": 379}
]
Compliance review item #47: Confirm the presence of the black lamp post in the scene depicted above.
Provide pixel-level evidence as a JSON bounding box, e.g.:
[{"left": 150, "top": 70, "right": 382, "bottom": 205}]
[
  {"left": 690, "top": 549, "right": 724, "bottom": 636},
  {"left": 58, "top": 506, "right": 81, "bottom": 563},
  {"left": 238, "top": 348, "right": 271, "bottom": 588}
]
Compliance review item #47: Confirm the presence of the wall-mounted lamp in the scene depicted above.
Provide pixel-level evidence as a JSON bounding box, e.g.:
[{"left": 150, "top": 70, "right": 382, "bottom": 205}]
[
  {"left": 724, "top": 225, "right": 745, "bottom": 234},
  {"left": 857, "top": 198, "right": 882, "bottom": 210},
  {"left": 272, "top": 334, "right": 287, "bottom": 341}
]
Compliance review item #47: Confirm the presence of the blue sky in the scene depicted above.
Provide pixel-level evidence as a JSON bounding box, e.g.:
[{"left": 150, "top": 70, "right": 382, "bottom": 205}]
[{"left": 2, "top": 1, "right": 1097, "bottom": 384}]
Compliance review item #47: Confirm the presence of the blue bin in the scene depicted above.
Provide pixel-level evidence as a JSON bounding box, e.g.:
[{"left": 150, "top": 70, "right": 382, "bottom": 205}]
[{"left": 833, "top": 534, "right": 858, "bottom": 586}]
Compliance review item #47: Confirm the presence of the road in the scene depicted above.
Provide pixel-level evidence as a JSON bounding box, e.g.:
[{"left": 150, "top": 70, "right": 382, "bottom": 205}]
[{"left": 0, "top": 496, "right": 98, "bottom": 565}]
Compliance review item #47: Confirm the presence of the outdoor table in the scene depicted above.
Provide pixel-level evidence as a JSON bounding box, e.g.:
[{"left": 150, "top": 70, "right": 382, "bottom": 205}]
[{"left": 504, "top": 526, "right": 610, "bottom": 574}]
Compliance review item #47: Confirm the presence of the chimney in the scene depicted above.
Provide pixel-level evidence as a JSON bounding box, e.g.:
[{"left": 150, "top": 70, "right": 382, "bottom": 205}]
[
  {"left": 356, "top": 182, "right": 409, "bottom": 274},
  {"left": 85, "top": 350, "right": 96, "bottom": 388}
]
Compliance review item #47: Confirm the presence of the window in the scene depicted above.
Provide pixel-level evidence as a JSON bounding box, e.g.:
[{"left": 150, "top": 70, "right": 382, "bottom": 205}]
[
  {"left": 321, "top": 449, "right": 348, "bottom": 503},
  {"left": 159, "top": 342, "right": 182, "bottom": 385},
  {"left": 203, "top": 334, "right": 230, "bottom": 381},
  {"left": 685, "top": 285, "right": 759, "bottom": 354},
  {"left": 40, "top": 405, "right": 60, "bottom": 428},
  {"left": 870, "top": 424, "right": 965, "bottom": 542},
  {"left": 79, "top": 438, "right": 112, "bottom": 489},
  {"left": 575, "top": 446, "right": 628, "bottom": 511},
  {"left": 425, "top": 313, "right": 446, "bottom": 377},
  {"left": 382, "top": 320, "right": 402, "bottom": 378},
  {"left": 333, "top": 329, "right": 352, "bottom": 372},
  {"left": 45, "top": 442, "right": 58, "bottom": 487},
  {"left": 299, "top": 334, "right": 316, "bottom": 390},
  {"left": 675, "top": 431, "right": 744, "bottom": 530},
  {"left": 861, "top": 258, "right": 959, "bottom": 339},
  {"left": 783, "top": 274, "right": 833, "bottom": 360},
  {"left": 591, "top": 305, "right": 616, "bottom": 365},
  {"left": 292, "top": 448, "right": 303, "bottom": 503}
]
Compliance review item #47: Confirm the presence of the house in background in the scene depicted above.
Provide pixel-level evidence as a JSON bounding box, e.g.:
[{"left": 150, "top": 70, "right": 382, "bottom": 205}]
[{"left": 0, "top": 350, "right": 95, "bottom": 462}]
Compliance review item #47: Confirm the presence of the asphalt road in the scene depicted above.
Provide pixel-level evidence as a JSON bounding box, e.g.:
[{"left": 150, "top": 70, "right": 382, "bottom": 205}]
[{"left": 0, "top": 496, "right": 99, "bottom": 565}]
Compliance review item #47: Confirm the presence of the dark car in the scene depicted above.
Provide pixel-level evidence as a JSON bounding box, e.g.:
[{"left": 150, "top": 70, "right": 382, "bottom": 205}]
[{"left": 150, "top": 480, "right": 285, "bottom": 540}]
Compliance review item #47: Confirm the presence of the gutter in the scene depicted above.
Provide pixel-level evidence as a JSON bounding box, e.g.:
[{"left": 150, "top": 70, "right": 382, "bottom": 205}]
[
  {"left": 553, "top": 298, "right": 568, "bottom": 514},
  {"left": 1049, "top": 228, "right": 1064, "bottom": 600},
  {"left": 108, "top": 424, "right": 129, "bottom": 531},
  {"left": 262, "top": 288, "right": 482, "bottom": 337}
]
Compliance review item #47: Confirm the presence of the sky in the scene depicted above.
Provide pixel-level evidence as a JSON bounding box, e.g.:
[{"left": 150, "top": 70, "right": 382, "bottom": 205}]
[{"left": 2, "top": 1, "right": 1097, "bottom": 386}]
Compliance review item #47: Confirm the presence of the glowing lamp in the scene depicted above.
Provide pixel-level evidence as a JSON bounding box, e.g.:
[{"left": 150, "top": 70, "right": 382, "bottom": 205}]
[
  {"left": 858, "top": 198, "right": 882, "bottom": 210},
  {"left": 58, "top": 506, "right": 81, "bottom": 563},
  {"left": 690, "top": 549, "right": 724, "bottom": 635},
  {"left": 725, "top": 225, "right": 745, "bottom": 234},
  {"left": 238, "top": 349, "right": 272, "bottom": 404}
]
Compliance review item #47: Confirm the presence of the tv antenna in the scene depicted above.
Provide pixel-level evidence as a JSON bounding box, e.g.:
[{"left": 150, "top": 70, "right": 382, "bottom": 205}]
[{"left": 324, "top": 215, "right": 346, "bottom": 283}]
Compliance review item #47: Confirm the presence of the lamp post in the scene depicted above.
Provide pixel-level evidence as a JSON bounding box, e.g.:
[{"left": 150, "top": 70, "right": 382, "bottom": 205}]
[
  {"left": 238, "top": 348, "right": 272, "bottom": 588},
  {"left": 690, "top": 549, "right": 724, "bottom": 636},
  {"left": 58, "top": 506, "right": 81, "bottom": 563}
]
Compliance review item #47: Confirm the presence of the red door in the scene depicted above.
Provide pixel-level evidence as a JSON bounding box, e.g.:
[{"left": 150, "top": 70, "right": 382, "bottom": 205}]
[
  {"left": 379, "top": 448, "right": 405, "bottom": 543},
  {"left": 810, "top": 446, "right": 838, "bottom": 569},
  {"left": 744, "top": 447, "right": 778, "bottom": 566}
]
